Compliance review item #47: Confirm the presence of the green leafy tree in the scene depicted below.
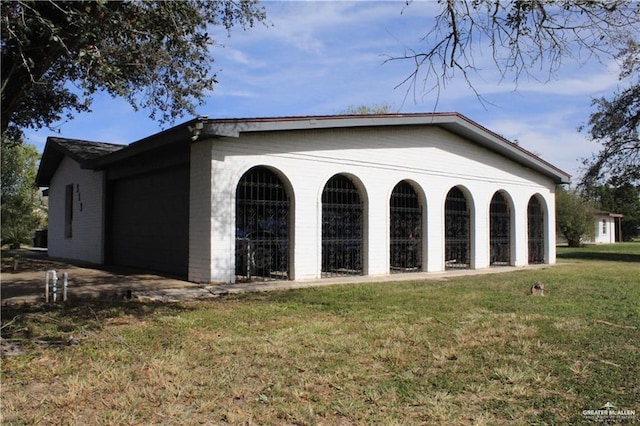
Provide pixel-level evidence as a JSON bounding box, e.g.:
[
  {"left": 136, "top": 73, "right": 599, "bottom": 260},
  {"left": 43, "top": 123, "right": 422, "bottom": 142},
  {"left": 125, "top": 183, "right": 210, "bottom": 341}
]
[
  {"left": 1, "top": 139, "right": 46, "bottom": 248},
  {"left": 556, "top": 186, "right": 596, "bottom": 247},
  {"left": 581, "top": 40, "right": 639, "bottom": 189},
  {"left": 1, "top": 0, "right": 266, "bottom": 137},
  {"left": 592, "top": 183, "right": 640, "bottom": 241}
]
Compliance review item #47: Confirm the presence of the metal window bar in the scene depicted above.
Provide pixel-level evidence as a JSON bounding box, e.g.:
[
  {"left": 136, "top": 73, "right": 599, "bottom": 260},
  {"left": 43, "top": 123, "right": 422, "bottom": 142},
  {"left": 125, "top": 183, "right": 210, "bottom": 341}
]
[
  {"left": 235, "top": 167, "right": 289, "bottom": 281},
  {"left": 390, "top": 181, "right": 422, "bottom": 273},
  {"left": 527, "top": 196, "right": 545, "bottom": 264},
  {"left": 445, "top": 187, "right": 471, "bottom": 269},
  {"left": 322, "top": 175, "right": 363, "bottom": 277},
  {"left": 490, "top": 192, "right": 511, "bottom": 266}
]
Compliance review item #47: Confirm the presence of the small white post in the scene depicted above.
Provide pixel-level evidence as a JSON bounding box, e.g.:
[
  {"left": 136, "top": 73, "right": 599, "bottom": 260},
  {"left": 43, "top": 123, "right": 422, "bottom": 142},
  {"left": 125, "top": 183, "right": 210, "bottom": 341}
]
[
  {"left": 52, "top": 271, "right": 58, "bottom": 302},
  {"left": 45, "top": 270, "right": 57, "bottom": 303},
  {"left": 62, "top": 272, "right": 68, "bottom": 302}
]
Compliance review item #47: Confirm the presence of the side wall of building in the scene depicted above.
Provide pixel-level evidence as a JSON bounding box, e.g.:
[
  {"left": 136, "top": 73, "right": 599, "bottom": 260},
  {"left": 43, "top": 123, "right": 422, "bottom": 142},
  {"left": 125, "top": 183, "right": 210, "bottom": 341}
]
[
  {"left": 48, "top": 156, "right": 105, "bottom": 264},
  {"left": 189, "top": 126, "right": 557, "bottom": 283},
  {"left": 189, "top": 141, "right": 215, "bottom": 283},
  {"left": 593, "top": 215, "right": 616, "bottom": 244}
]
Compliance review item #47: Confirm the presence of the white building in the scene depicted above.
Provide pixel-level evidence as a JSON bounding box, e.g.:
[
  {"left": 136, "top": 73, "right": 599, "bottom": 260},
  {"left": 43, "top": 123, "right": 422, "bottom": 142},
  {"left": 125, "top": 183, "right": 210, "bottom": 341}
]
[
  {"left": 36, "top": 113, "right": 570, "bottom": 284},
  {"left": 590, "top": 211, "right": 623, "bottom": 244}
]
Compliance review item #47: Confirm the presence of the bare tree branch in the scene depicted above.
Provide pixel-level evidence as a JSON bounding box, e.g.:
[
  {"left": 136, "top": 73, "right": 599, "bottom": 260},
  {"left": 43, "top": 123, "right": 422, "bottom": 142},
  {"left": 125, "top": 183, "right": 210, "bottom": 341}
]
[{"left": 389, "top": 0, "right": 640, "bottom": 100}]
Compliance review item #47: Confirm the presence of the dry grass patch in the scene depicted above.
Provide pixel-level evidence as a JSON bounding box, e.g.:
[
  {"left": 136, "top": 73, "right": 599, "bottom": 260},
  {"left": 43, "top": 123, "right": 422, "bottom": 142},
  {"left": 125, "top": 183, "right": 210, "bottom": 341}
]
[{"left": 2, "top": 243, "right": 639, "bottom": 424}]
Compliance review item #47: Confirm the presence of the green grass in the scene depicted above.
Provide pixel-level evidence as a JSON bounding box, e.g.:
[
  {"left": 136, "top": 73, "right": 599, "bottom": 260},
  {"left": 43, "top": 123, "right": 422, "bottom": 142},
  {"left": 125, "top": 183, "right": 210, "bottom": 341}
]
[{"left": 2, "top": 243, "right": 639, "bottom": 424}]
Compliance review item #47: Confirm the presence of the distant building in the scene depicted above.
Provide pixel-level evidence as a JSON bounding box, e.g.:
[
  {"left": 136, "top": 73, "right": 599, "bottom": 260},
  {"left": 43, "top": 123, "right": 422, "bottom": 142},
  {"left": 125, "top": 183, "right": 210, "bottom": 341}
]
[
  {"left": 36, "top": 113, "right": 570, "bottom": 283},
  {"left": 589, "top": 211, "right": 624, "bottom": 244}
]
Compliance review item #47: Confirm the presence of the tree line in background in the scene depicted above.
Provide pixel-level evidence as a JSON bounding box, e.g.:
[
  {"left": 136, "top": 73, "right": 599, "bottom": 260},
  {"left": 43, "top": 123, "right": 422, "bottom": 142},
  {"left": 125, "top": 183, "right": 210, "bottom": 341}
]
[
  {"left": 1, "top": 139, "right": 46, "bottom": 248},
  {"left": 556, "top": 185, "right": 640, "bottom": 247},
  {"left": 1, "top": 1, "right": 638, "bottom": 247}
]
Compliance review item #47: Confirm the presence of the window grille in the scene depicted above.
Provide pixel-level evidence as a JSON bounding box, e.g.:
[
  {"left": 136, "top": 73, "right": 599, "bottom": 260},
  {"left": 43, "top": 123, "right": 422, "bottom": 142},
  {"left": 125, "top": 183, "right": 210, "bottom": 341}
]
[
  {"left": 490, "top": 192, "right": 511, "bottom": 266},
  {"left": 235, "top": 167, "right": 289, "bottom": 281},
  {"left": 527, "top": 196, "right": 545, "bottom": 264},
  {"left": 322, "top": 175, "right": 363, "bottom": 277},
  {"left": 445, "top": 187, "right": 470, "bottom": 269},
  {"left": 390, "top": 181, "right": 422, "bottom": 273},
  {"left": 64, "top": 184, "right": 73, "bottom": 239}
]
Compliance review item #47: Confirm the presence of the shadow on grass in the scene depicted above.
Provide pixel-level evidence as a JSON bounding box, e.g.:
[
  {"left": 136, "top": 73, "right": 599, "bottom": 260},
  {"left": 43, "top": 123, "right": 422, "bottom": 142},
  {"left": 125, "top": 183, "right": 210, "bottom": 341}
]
[
  {"left": 0, "top": 299, "right": 196, "bottom": 343},
  {"left": 557, "top": 250, "right": 640, "bottom": 263}
]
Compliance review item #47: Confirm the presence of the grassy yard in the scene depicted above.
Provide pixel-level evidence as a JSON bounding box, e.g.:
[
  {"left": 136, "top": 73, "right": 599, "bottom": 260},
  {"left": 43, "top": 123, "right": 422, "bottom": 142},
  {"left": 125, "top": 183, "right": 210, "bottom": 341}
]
[{"left": 2, "top": 244, "right": 639, "bottom": 425}]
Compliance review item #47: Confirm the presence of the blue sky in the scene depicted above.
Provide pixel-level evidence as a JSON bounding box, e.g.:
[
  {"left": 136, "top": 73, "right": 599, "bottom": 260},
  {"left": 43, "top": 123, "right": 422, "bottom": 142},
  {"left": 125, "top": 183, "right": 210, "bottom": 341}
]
[{"left": 25, "top": 1, "right": 624, "bottom": 180}]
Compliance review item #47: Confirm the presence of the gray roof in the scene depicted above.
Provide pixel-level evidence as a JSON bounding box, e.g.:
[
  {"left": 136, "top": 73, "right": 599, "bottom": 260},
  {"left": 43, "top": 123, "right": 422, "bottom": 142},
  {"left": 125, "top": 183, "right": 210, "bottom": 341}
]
[
  {"left": 594, "top": 210, "right": 624, "bottom": 217},
  {"left": 36, "top": 137, "right": 125, "bottom": 186},
  {"left": 51, "top": 137, "right": 125, "bottom": 160},
  {"left": 36, "top": 113, "right": 571, "bottom": 186}
]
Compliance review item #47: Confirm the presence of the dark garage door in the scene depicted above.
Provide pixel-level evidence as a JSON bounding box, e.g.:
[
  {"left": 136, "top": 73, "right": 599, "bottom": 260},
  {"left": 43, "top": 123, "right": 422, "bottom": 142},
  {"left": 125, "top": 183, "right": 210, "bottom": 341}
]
[{"left": 109, "top": 165, "right": 189, "bottom": 277}]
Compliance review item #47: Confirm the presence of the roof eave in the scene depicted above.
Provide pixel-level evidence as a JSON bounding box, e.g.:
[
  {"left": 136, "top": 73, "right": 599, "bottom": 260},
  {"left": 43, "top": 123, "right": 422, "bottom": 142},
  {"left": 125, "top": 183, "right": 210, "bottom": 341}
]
[
  {"left": 35, "top": 141, "right": 64, "bottom": 187},
  {"left": 37, "top": 113, "right": 571, "bottom": 186},
  {"left": 595, "top": 210, "right": 624, "bottom": 218},
  {"left": 36, "top": 137, "right": 126, "bottom": 186},
  {"left": 203, "top": 113, "right": 571, "bottom": 185},
  {"left": 92, "top": 119, "right": 201, "bottom": 167},
  {"left": 36, "top": 138, "right": 96, "bottom": 187}
]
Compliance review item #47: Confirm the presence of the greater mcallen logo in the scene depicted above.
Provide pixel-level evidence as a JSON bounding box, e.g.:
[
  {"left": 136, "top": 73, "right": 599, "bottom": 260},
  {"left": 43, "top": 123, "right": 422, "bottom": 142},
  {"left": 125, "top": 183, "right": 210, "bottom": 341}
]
[{"left": 583, "top": 402, "right": 636, "bottom": 421}]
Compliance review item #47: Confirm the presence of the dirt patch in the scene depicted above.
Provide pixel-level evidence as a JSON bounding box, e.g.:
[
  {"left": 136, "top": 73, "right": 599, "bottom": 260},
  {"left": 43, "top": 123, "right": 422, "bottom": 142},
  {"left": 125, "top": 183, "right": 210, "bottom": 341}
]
[{"left": 1, "top": 249, "right": 199, "bottom": 305}]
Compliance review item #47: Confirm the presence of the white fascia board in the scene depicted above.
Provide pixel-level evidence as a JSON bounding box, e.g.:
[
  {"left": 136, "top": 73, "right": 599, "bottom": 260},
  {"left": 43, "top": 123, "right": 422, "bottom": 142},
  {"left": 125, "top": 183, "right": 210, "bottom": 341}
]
[
  {"left": 205, "top": 115, "right": 439, "bottom": 137},
  {"left": 202, "top": 114, "right": 571, "bottom": 184}
]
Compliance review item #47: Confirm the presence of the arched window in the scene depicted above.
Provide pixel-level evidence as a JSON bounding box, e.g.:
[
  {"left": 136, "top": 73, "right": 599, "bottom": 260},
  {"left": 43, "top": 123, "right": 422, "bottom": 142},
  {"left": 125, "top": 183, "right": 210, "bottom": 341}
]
[
  {"left": 490, "top": 191, "right": 511, "bottom": 266},
  {"left": 527, "top": 196, "right": 545, "bottom": 264},
  {"left": 322, "top": 174, "right": 363, "bottom": 277},
  {"left": 390, "top": 181, "right": 422, "bottom": 273},
  {"left": 235, "top": 166, "right": 290, "bottom": 281},
  {"left": 445, "top": 186, "right": 470, "bottom": 269}
]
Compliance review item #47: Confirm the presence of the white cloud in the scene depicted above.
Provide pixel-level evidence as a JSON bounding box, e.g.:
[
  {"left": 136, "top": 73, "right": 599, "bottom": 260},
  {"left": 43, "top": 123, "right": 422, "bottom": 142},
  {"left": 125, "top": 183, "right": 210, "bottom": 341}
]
[
  {"left": 482, "top": 109, "right": 602, "bottom": 179},
  {"left": 503, "top": 67, "right": 620, "bottom": 97},
  {"left": 217, "top": 46, "right": 258, "bottom": 66}
]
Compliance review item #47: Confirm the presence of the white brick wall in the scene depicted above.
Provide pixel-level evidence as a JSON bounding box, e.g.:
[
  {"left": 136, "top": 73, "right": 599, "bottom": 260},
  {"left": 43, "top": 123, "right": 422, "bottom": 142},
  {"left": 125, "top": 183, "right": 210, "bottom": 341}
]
[
  {"left": 189, "top": 126, "right": 557, "bottom": 283},
  {"left": 592, "top": 216, "right": 616, "bottom": 244},
  {"left": 48, "top": 156, "right": 105, "bottom": 264},
  {"left": 188, "top": 140, "right": 214, "bottom": 282}
]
